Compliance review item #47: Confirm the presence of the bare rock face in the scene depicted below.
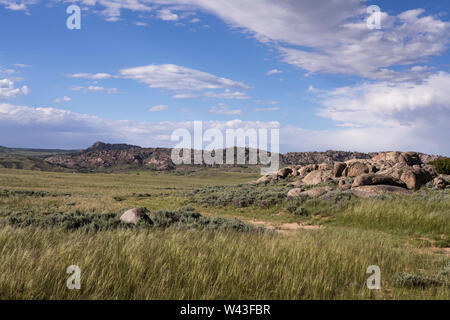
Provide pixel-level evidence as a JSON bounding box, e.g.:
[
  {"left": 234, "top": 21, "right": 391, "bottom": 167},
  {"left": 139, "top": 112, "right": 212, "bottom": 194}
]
[
  {"left": 346, "top": 162, "right": 369, "bottom": 177},
  {"left": 400, "top": 168, "right": 433, "bottom": 190},
  {"left": 352, "top": 174, "right": 406, "bottom": 188},
  {"left": 302, "top": 170, "right": 332, "bottom": 185},
  {"left": 351, "top": 185, "right": 411, "bottom": 198},
  {"left": 120, "top": 208, "right": 153, "bottom": 225},
  {"left": 333, "top": 162, "right": 347, "bottom": 177}
]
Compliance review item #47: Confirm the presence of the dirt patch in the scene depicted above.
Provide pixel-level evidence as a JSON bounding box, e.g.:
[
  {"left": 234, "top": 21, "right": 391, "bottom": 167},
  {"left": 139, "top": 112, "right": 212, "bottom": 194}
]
[{"left": 249, "top": 220, "right": 324, "bottom": 233}]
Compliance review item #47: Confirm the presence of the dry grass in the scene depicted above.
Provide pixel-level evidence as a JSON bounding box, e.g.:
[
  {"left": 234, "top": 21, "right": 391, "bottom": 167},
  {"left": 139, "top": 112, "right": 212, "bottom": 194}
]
[{"left": 0, "top": 168, "right": 448, "bottom": 300}]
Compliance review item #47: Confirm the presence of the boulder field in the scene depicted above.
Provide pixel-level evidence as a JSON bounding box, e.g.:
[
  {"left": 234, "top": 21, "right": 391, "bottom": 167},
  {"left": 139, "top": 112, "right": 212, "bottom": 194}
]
[{"left": 254, "top": 151, "right": 449, "bottom": 199}]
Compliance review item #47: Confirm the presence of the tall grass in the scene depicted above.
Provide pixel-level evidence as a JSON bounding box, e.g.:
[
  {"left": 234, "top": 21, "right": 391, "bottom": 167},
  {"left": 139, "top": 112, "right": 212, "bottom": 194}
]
[
  {"left": 334, "top": 194, "right": 450, "bottom": 237},
  {"left": 0, "top": 226, "right": 447, "bottom": 300}
]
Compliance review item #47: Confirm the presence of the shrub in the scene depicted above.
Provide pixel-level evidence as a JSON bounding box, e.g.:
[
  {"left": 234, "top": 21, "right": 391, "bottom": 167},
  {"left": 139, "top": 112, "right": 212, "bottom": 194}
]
[
  {"left": 1, "top": 208, "right": 263, "bottom": 234},
  {"left": 189, "top": 184, "right": 291, "bottom": 209},
  {"left": 392, "top": 272, "right": 445, "bottom": 288},
  {"left": 293, "top": 207, "right": 309, "bottom": 217},
  {"left": 430, "top": 158, "right": 450, "bottom": 175}
]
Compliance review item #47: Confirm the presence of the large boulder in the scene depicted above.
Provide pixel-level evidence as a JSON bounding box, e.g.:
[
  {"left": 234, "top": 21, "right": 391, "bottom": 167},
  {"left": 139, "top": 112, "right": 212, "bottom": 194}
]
[
  {"left": 352, "top": 174, "right": 406, "bottom": 188},
  {"left": 347, "top": 162, "right": 369, "bottom": 177},
  {"left": 277, "top": 167, "right": 293, "bottom": 179},
  {"left": 351, "top": 185, "right": 411, "bottom": 198},
  {"left": 256, "top": 173, "right": 278, "bottom": 185},
  {"left": 287, "top": 188, "right": 305, "bottom": 198},
  {"left": 298, "top": 164, "right": 318, "bottom": 177},
  {"left": 400, "top": 152, "right": 422, "bottom": 166},
  {"left": 400, "top": 168, "right": 433, "bottom": 190},
  {"left": 333, "top": 162, "right": 347, "bottom": 177},
  {"left": 319, "top": 162, "right": 333, "bottom": 171},
  {"left": 372, "top": 151, "right": 403, "bottom": 164},
  {"left": 303, "top": 186, "right": 336, "bottom": 198},
  {"left": 422, "top": 164, "right": 438, "bottom": 178},
  {"left": 302, "top": 170, "right": 332, "bottom": 185},
  {"left": 288, "top": 186, "right": 336, "bottom": 199},
  {"left": 120, "top": 208, "right": 153, "bottom": 225},
  {"left": 290, "top": 167, "right": 300, "bottom": 176},
  {"left": 432, "top": 175, "right": 449, "bottom": 189}
]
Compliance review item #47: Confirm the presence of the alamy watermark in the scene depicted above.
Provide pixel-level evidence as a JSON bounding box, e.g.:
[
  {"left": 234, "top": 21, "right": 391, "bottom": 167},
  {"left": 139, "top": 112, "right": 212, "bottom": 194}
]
[
  {"left": 366, "top": 265, "right": 381, "bottom": 290},
  {"left": 66, "top": 265, "right": 81, "bottom": 290},
  {"left": 66, "top": 5, "right": 81, "bottom": 30},
  {"left": 170, "top": 121, "right": 280, "bottom": 175},
  {"left": 367, "top": 5, "right": 382, "bottom": 30}
]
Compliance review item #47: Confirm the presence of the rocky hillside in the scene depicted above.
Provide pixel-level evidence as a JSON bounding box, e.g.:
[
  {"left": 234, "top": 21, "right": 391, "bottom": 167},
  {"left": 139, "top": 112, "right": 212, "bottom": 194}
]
[
  {"left": 45, "top": 142, "right": 175, "bottom": 171},
  {"left": 38, "top": 142, "right": 444, "bottom": 173},
  {"left": 256, "top": 151, "right": 449, "bottom": 199},
  {"left": 281, "top": 150, "right": 371, "bottom": 166}
]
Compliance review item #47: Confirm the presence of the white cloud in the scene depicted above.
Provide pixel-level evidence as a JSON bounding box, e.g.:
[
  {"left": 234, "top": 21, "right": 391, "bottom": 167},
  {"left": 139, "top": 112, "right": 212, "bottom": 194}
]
[
  {"left": 157, "top": 8, "right": 179, "bottom": 21},
  {"left": 266, "top": 69, "right": 282, "bottom": 76},
  {"left": 0, "top": 103, "right": 448, "bottom": 154},
  {"left": 54, "top": 96, "right": 71, "bottom": 103},
  {"left": 0, "top": 0, "right": 34, "bottom": 11},
  {"left": 0, "top": 103, "right": 277, "bottom": 149},
  {"left": 15, "top": 1, "right": 449, "bottom": 81},
  {"left": 0, "top": 78, "right": 30, "bottom": 100},
  {"left": 317, "top": 72, "right": 450, "bottom": 128},
  {"left": 210, "top": 104, "right": 242, "bottom": 115},
  {"left": 69, "top": 73, "right": 116, "bottom": 80},
  {"left": 149, "top": 105, "right": 168, "bottom": 112},
  {"left": 134, "top": 21, "right": 149, "bottom": 26},
  {"left": 70, "top": 85, "right": 118, "bottom": 94},
  {"left": 254, "top": 107, "right": 279, "bottom": 112},
  {"left": 119, "top": 64, "right": 249, "bottom": 97}
]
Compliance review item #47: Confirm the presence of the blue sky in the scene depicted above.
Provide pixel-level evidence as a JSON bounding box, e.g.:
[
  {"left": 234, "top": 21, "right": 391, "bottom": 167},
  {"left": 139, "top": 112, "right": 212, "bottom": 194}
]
[{"left": 0, "top": 0, "right": 449, "bottom": 155}]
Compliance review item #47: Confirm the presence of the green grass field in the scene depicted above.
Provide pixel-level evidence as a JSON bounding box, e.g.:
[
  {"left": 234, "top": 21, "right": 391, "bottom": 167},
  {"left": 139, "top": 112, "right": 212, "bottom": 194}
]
[{"left": 0, "top": 168, "right": 448, "bottom": 299}]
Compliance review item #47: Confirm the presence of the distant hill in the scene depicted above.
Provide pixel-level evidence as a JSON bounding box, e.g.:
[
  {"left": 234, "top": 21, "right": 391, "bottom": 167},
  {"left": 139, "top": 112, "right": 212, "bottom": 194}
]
[
  {"left": 0, "top": 142, "right": 442, "bottom": 173},
  {"left": 0, "top": 145, "right": 77, "bottom": 171},
  {"left": 0, "top": 145, "right": 76, "bottom": 158},
  {"left": 43, "top": 142, "right": 377, "bottom": 172},
  {"left": 45, "top": 142, "right": 175, "bottom": 172}
]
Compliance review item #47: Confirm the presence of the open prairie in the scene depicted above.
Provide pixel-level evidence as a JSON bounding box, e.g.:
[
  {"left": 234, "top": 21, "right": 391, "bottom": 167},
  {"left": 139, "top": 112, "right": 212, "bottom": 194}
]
[{"left": 0, "top": 168, "right": 448, "bottom": 300}]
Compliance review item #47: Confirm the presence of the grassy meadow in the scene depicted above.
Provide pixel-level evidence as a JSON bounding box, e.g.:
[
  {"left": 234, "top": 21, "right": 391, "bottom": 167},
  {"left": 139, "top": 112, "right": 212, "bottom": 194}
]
[{"left": 0, "top": 167, "right": 448, "bottom": 299}]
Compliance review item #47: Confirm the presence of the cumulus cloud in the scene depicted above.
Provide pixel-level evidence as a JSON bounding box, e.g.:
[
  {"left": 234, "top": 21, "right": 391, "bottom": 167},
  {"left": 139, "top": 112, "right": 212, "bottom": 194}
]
[
  {"left": 317, "top": 72, "right": 450, "bottom": 128},
  {"left": 0, "top": 103, "right": 448, "bottom": 154},
  {"left": 0, "top": 78, "right": 30, "bottom": 100},
  {"left": 0, "top": 103, "right": 277, "bottom": 149}
]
